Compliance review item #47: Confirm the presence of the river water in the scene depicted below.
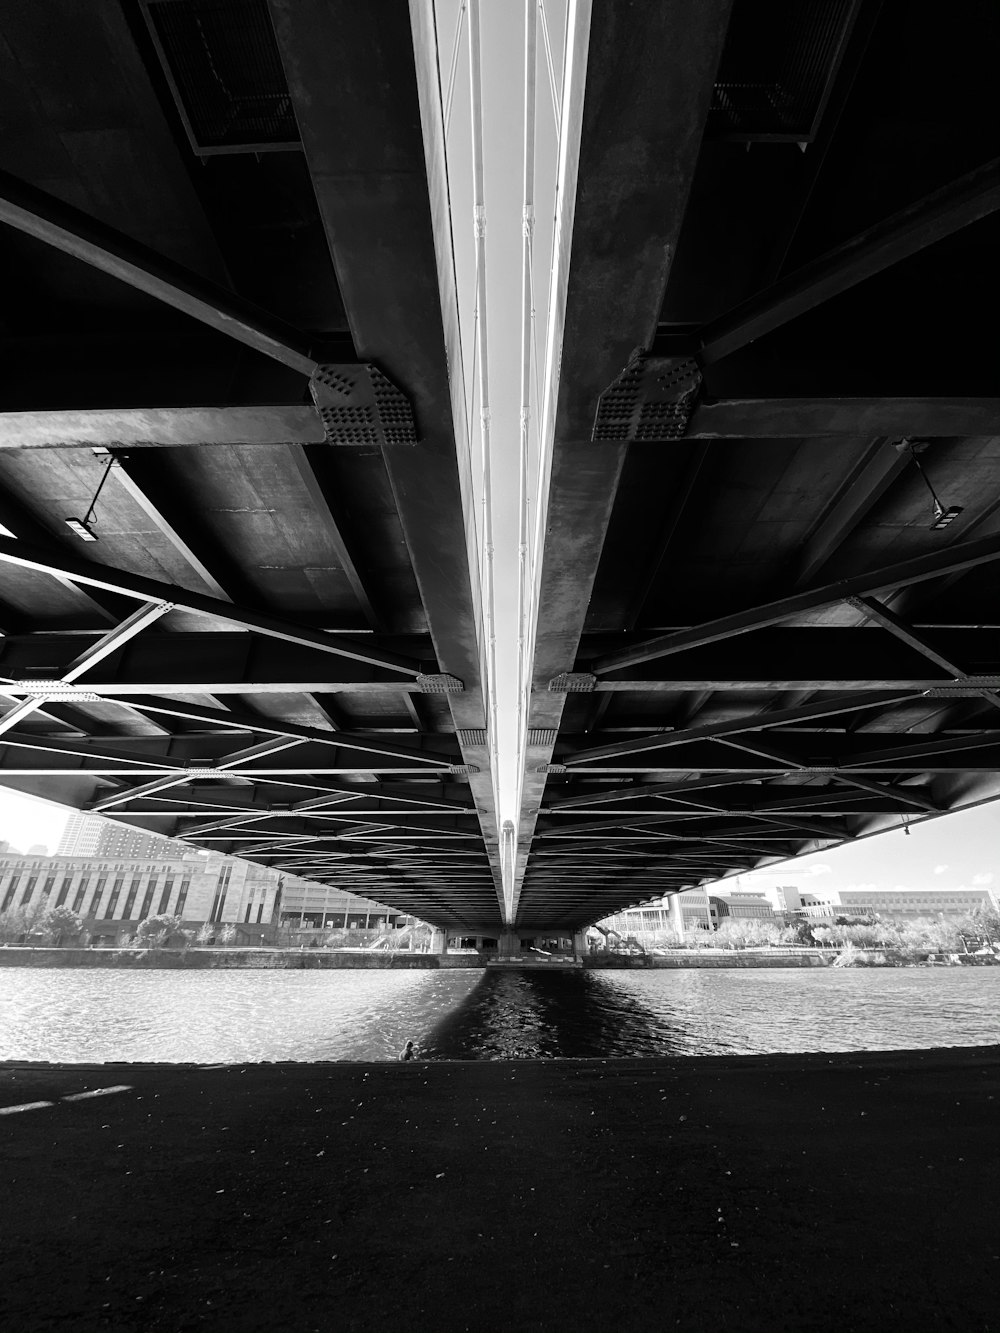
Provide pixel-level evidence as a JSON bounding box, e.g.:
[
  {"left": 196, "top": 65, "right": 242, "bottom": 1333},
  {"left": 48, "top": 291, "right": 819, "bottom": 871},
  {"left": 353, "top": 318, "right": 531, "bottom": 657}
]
[{"left": 1, "top": 967, "right": 998, "bottom": 1063}]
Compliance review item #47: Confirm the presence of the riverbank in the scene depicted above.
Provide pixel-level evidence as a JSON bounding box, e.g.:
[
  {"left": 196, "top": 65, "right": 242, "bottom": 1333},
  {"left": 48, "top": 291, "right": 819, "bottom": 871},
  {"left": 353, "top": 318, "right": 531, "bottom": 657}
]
[
  {"left": 1, "top": 944, "right": 991, "bottom": 970},
  {"left": 0, "top": 946, "right": 482, "bottom": 970},
  {"left": 1, "top": 1046, "right": 998, "bottom": 1332}
]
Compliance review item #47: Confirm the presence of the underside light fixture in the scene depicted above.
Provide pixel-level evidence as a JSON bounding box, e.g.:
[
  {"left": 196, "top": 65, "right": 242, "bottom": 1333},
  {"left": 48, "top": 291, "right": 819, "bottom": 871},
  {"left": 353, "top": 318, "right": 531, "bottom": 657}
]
[
  {"left": 65, "top": 453, "right": 117, "bottom": 542},
  {"left": 185, "top": 768, "right": 219, "bottom": 779},
  {"left": 904, "top": 440, "right": 963, "bottom": 531},
  {"left": 11, "top": 681, "right": 101, "bottom": 701},
  {"left": 64, "top": 516, "right": 97, "bottom": 541}
]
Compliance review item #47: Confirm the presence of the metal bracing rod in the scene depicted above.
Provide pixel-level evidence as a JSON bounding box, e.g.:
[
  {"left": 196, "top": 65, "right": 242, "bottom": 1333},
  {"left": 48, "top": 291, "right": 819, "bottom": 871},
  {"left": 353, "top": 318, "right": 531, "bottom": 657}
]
[
  {"left": 90, "top": 736, "right": 303, "bottom": 812},
  {"left": 564, "top": 691, "right": 914, "bottom": 765},
  {"left": 593, "top": 531, "right": 1000, "bottom": 673},
  {"left": 699, "top": 156, "right": 1000, "bottom": 365},
  {"left": 535, "top": 807, "right": 844, "bottom": 840},
  {"left": 115, "top": 697, "right": 455, "bottom": 765},
  {"left": 832, "top": 774, "right": 941, "bottom": 813},
  {"left": 0, "top": 708, "right": 457, "bottom": 768},
  {"left": 0, "top": 538, "right": 423, "bottom": 676},
  {"left": 0, "top": 169, "right": 319, "bottom": 377},
  {"left": 847, "top": 595, "right": 1000, "bottom": 711},
  {"left": 545, "top": 775, "right": 757, "bottom": 812},
  {"left": 842, "top": 729, "right": 1000, "bottom": 768},
  {"left": 0, "top": 599, "right": 173, "bottom": 739}
]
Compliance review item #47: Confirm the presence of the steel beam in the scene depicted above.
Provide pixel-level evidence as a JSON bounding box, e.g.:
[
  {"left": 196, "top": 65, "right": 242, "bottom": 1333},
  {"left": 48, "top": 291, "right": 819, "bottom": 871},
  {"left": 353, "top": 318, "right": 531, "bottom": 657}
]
[
  {"left": 0, "top": 406, "right": 327, "bottom": 450},
  {"left": 284, "top": 446, "right": 384, "bottom": 631},
  {"left": 686, "top": 398, "right": 1000, "bottom": 438},
  {"left": 593, "top": 532, "right": 1000, "bottom": 672},
  {"left": 792, "top": 441, "right": 914, "bottom": 585},
  {"left": 564, "top": 691, "right": 914, "bottom": 765},
  {"left": 0, "top": 538, "right": 424, "bottom": 675},
  {"left": 270, "top": 0, "right": 503, "bottom": 912},
  {"left": 699, "top": 156, "right": 1000, "bottom": 365},
  {"left": 514, "top": 0, "right": 734, "bottom": 917},
  {"left": 0, "top": 168, "right": 319, "bottom": 377}
]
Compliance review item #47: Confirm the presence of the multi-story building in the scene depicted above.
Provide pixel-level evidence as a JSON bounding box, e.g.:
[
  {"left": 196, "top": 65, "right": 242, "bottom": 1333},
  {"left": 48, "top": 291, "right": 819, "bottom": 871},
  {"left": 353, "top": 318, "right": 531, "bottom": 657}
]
[
  {"left": 708, "top": 893, "right": 775, "bottom": 924},
  {"left": 599, "top": 887, "right": 713, "bottom": 937},
  {"left": 0, "top": 848, "right": 281, "bottom": 943},
  {"left": 829, "top": 887, "right": 993, "bottom": 920},
  {"left": 57, "top": 814, "right": 173, "bottom": 861},
  {"left": 784, "top": 886, "right": 996, "bottom": 920},
  {"left": 0, "top": 844, "right": 415, "bottom": 943},
  {"left": 277, "top": 877, "right": 412, "bottom": 932}
]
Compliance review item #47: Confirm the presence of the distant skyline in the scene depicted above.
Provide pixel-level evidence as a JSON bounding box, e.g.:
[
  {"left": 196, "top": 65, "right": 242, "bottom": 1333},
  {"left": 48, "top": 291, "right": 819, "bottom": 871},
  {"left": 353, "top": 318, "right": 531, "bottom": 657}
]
[{"left": 723, "top": 800, "right": 999, "bottom": 901}]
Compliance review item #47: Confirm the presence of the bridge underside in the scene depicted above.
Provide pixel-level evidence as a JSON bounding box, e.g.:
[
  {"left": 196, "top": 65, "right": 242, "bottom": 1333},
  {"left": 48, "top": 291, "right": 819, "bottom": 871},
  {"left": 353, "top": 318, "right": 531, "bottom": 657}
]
[
  {"left": 0, "top": 2, "right": 998, "bottom": 937},
  {"left": 512, "top": 0, "right": 1000, "bottom": 930},
  {"left": 0, "top": 2, "right": 500, "bottom": 932}
]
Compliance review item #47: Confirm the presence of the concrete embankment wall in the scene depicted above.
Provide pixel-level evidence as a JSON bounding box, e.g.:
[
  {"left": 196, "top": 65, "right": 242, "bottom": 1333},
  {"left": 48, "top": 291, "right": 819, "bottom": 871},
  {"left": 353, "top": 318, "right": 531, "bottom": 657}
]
[
  {"left": 0, "top": 947, "right": 483, "bottom": 970},
  {"left": 0, "top": 947, "right": 832, "bottom": 970},
  {"left": 586, "top": 952, "right": 832, "bottom": 969}
]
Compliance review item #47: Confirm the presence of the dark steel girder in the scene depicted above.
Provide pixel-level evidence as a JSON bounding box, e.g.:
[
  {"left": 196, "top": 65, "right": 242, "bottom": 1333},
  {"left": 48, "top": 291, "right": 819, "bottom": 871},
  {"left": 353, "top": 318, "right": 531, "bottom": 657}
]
[
  {"left": 685, "top": 397, "right": 1000, "bottom": 438},
  {"left": 270, "top": 0, "right": 503, "bottom": 916},
  {"left": 698, "top": 156, "right": 1000, "bottom": 365},
  {"left": 0, "top": 406, "right": 327, "bottom": 450},
  {"left": 0, "top": 539, "right": 425, "bottom": 675},
  {"left": 594, "top": 533, "right": 1000, "bottom": 673},
  {"left": 564, "top": 691, "right": 915, "bottom": 765},
  {"left": 0, "top": 637, "right": 435, "bottom": 697},
  {"left": 0, "top": 168, "right": 319, "bottom": 377},
  {"left": 513, "top": 0, "right": 734, "bottom": 921}
]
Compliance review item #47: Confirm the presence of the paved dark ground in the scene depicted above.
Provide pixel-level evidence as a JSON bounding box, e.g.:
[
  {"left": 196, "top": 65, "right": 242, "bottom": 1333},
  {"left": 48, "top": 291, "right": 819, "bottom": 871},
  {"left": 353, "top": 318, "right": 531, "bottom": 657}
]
[{"left": 1, "top": 1048, "right": 998, "bottom": 1332}]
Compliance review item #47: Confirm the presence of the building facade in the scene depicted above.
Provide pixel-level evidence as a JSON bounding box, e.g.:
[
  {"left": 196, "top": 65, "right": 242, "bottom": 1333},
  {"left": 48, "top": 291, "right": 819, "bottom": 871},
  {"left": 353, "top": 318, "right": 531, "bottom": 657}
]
[
  {"left": 0, "top": 848, "right": 281, "bottom": 943},
  {"left": 708, "top": 893, "right": 775, "bottom": 924},
  {"left": 749, "top": 881, "right": 999, "bottom": 920},
  {"left": 599, "top": 887, "right": 713, "bottom": 937},
  {"left": 0, "top": 844, "right": 416, "bottom": 943},
  {"left": 57, "top": 813, "right": 173, "bottom": 861}
]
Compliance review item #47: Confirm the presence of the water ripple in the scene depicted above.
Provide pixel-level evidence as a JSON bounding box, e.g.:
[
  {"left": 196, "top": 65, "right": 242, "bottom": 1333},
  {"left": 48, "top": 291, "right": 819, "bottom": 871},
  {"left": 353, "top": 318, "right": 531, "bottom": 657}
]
[{"left": 0, "top": 966, "right": 998, "bottom": 1063}]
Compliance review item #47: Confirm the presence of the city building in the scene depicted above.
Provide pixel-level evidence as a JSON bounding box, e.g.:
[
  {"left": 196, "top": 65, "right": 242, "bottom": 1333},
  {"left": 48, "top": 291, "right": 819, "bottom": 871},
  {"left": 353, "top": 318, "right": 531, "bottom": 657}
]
[
  {"left": 277, "top": 878, "right": 411, "bottom": 932},
  {"left": 599, "top": 887, "right": 713, "bottom": 937},
  {"left": 825, "top": 887, "right": 994, "bottom": 920},
  {"left": 57, "top": 814, "right": 173, "bottom": 861},
  {"left": 708, "top": 893, "right": 775, "bottom": 925},
  {"left": 0, "top": 841, "right": 417, "bottom": 944},
  {"left": 0, "top": 848, "right": 281, "bottom": 944},
  {"left": 767, "top": 885, "right": 998, "bottom": 921}
]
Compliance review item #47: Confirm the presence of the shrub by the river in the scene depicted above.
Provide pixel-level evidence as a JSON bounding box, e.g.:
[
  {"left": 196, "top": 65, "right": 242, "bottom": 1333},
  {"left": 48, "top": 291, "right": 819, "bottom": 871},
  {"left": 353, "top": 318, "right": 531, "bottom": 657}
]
[
  {"left": 44, "top": 905, "right": 83, "bottom": 946},
  {"left": 135, "top": 914, "right": 185, "bottom": 948}
]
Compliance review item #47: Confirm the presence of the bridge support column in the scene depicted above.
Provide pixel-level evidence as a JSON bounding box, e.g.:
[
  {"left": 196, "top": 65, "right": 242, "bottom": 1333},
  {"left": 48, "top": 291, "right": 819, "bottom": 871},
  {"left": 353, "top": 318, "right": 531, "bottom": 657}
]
[
  {"left": 572, "top": 930, "right": 588, "bottom": 958},
  {"left": 669, "top": 894, "right": 685, "bottom": 940},
  {"left": 499, "top": 930, "right": 520, "bottom": 956},
  {"left": 429, "top": 927, "right": 449, "bottom": 955}
]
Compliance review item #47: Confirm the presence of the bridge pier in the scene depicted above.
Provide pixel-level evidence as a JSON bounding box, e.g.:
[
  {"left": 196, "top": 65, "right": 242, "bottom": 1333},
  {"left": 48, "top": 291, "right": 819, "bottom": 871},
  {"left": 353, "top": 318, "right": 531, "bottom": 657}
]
[
  {"left": 669, "top": 895, "right": 685, "bottom": 940},
  {"left": 429, "top": 928, "right": 449, "bottom": 956}
]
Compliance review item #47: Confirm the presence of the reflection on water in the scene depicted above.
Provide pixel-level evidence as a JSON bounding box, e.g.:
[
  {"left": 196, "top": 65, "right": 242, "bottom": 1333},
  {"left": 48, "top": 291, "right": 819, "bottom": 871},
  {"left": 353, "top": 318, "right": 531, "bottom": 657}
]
[{"left": 0, "top": 966, "right": 998, "bottom": 1063}]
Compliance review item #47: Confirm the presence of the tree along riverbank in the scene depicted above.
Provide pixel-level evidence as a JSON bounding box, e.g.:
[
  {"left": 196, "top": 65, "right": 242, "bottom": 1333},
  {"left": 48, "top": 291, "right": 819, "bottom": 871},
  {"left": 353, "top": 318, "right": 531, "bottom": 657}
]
[
  {"left": 0, "top": 944, "right": 995, "bottom": 969},
  {"left": 2, "top": 1047, "right": 998, "bottom": 1332}
]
